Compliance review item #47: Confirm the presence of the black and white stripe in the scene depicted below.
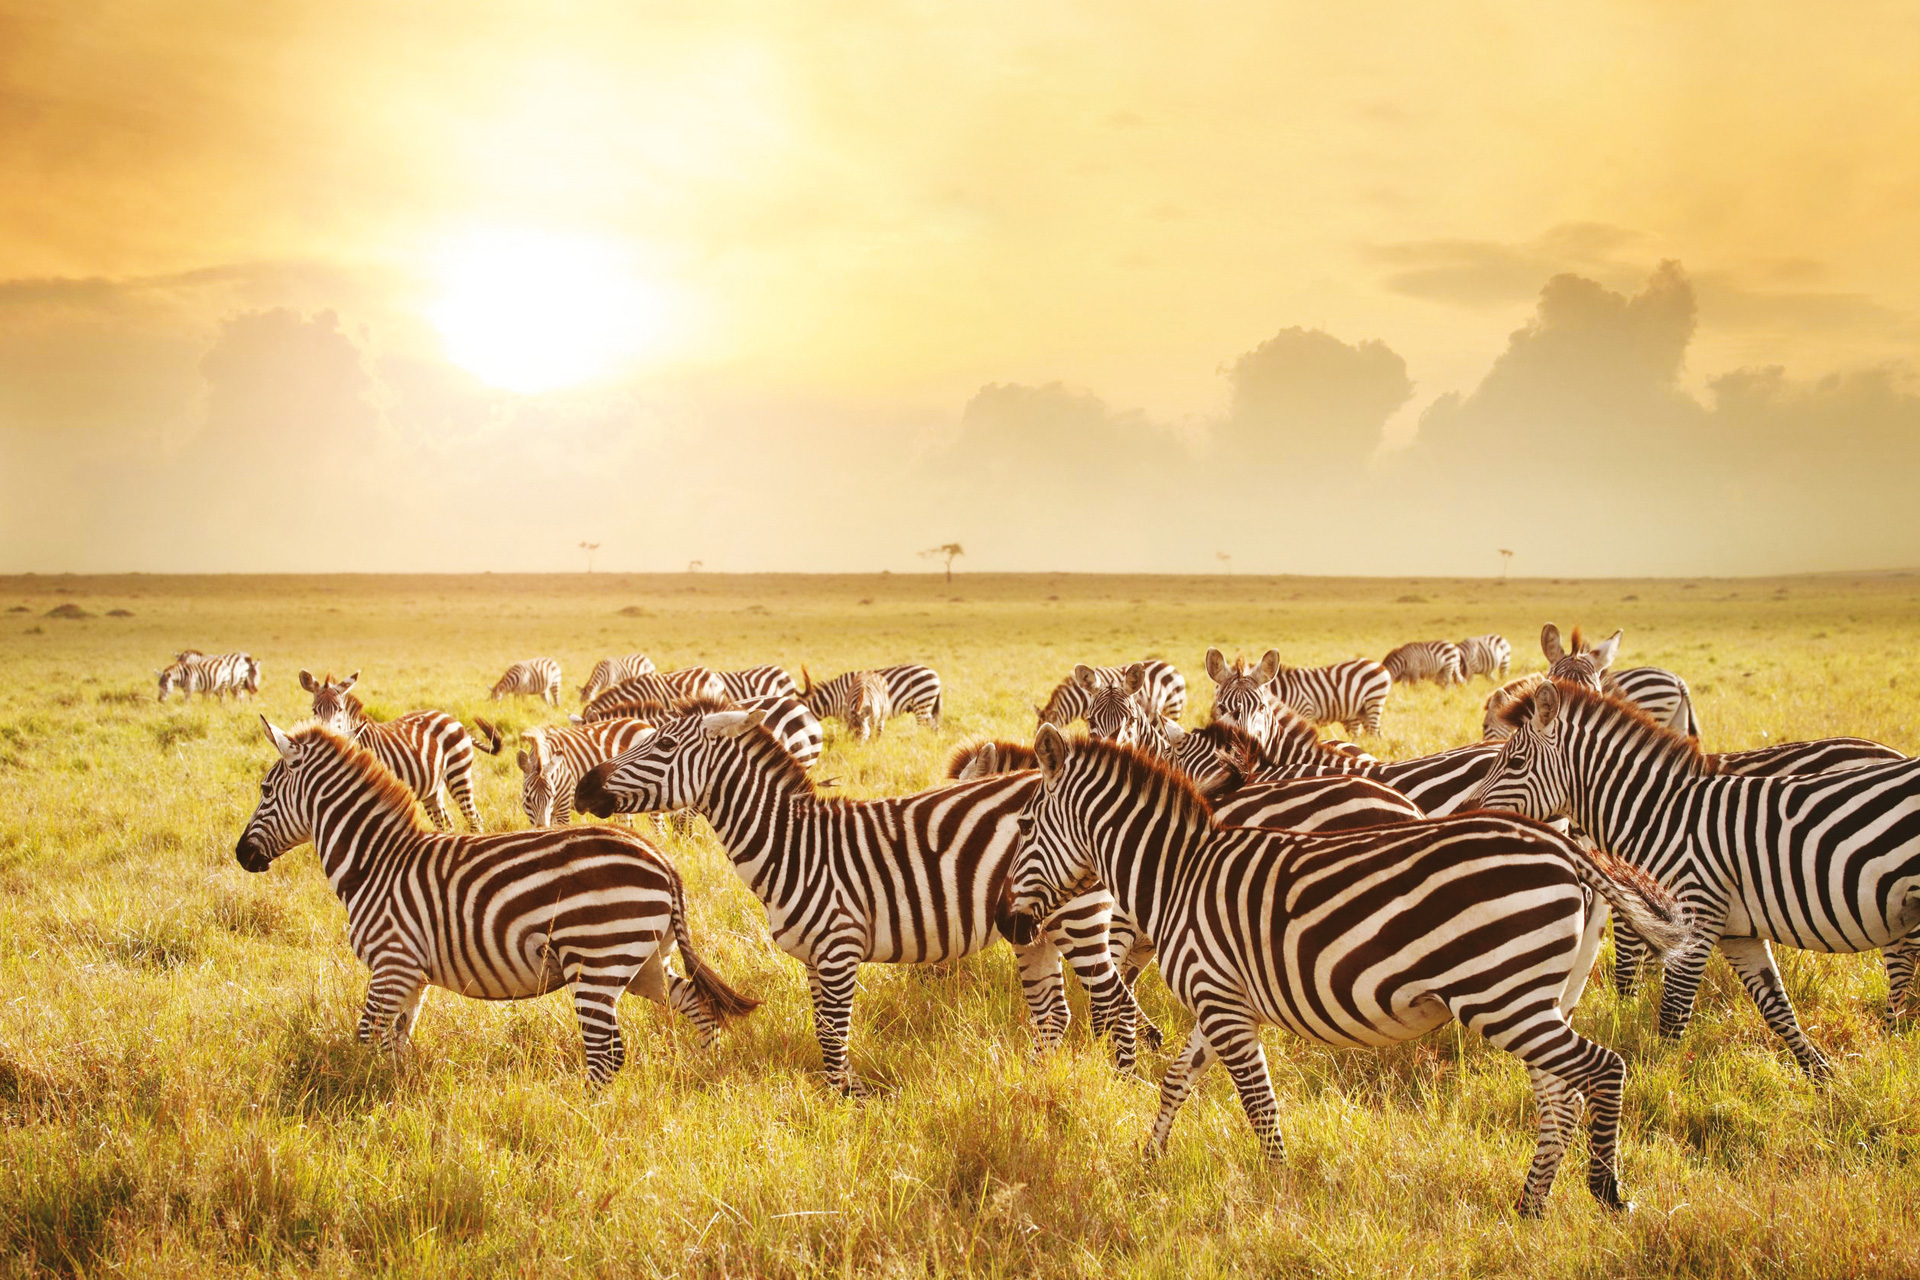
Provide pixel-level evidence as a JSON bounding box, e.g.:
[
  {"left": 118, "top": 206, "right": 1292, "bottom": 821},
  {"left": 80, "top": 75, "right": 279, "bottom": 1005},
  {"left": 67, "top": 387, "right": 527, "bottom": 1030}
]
[
  {"left": 1381, "top": 640, "right": 1465, "bottom": 686},
  {"left": 800, "top": 663, "right": 944, "bottom": 731},
  {"left": 1037, "top": 659, "right": 1186, "bottom": 727},
  {"left": 1457, "top": 633, "right": 1512, "bottom": 680},
  {"left": 237, "top": 719, "right": 757, "bottom": 1084},
  {"left": 1540, "top": 624, "right": 1699, "bottom": 738},
  {"left": 580, "top": 692, "right": 822, "bottom": 771},
  {"left": 491, "top": 657, "right": 562, "bottom": 705},
  {"left": 1205, "top": 648, "right": 1391, "bottom": 740},
  {"left": 716, "top": 665, "right": 801, "bottom": 702},
  {"left": 517, "top": 719, "right": 660, "bottom": 826},
  {"left": 157, "top": 650, "right": 257, "bottom": 702},
  {"left": 583, "top": 668, "right": 727, "bottom": 718},
  {"left": 300, "top": 669, "right": 502, "bottom": 830},
  {"left": 1009, "top": 728, "right": 1694, "bottom": 1216},
  {"left": 579, "top": 654, "right": 657, "bottom": 703},
  {"left": 1469, "top": 681, "right": 1920, "bottom": 1076}
]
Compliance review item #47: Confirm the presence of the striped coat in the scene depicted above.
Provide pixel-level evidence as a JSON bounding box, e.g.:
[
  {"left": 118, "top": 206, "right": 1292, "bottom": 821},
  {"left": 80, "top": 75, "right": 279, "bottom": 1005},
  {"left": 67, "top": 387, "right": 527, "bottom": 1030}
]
[
  {"left": 237, "top": 721, "right": 756, "bottom": 1084},
  {"left": 517, "top": 719, "right": 660, "bottom": 826},
  {"left": 157, "top": 650, "right": 257, "bottom": 702},
  {"left": 716, "top": 665, "right": 801, "bottom": 702},
  {"left": 1009, "top": 729, "right": 1695, "bottom": 1216},
  {"left": 800, "top": 664, "right": 943, "bottom": 731},
  {"left": 300, "top": 669, "right": 502, "bottom": 830},
  {"left": 579, "top": 654, "right": 657, "bottom": 703},
  {"left": 1204, "top": 648, "right": 1391, "bottom": 740},
  {"left": 580, "top": 693, "right": 823, "bottom": 771},
  {"left": 491, "top": 657, "right": 563, "bottom": 705},
  {"left": 1381, "top": 640, "right": 1465, "bottom": 686},
  {"left": 1037, "top": 659, "right": 1187, "bottom": 727},
  {"left": 1540, "top": 624, "right": 1699, "bottom": 738},
  {"left": 1456, "top": 633, "right": 1513, "bottom": 680},
  {"left": 583, "top": 669, "right": 727, "bottom": 718}
]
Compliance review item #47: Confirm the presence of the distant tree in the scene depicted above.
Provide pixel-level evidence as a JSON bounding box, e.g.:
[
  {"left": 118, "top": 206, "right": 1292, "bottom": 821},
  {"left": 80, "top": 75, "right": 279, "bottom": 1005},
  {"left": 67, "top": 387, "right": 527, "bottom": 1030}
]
[
  {"left": 1498, "top": 548, "right": 1514, "bottom": 582},
  {"left": 688, "top": 559, "right": 704, "bottom": 574},
  {"left": 1216, "top": 551, "right": 1232, "bottom": 575},
  {"left": 579, "top": 541, "right": 601, "bottom": 573},
  {"left": 919, "top": 543, "right": 965, "bottom": 584}
]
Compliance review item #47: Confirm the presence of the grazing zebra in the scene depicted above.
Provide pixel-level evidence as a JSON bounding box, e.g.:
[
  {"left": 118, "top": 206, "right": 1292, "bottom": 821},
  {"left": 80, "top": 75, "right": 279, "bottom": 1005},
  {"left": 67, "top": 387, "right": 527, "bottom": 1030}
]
[
  {"left": 716, "top": 665, "right": 801, "bottom": 702},
  {"left": 579, "top": 654, "right": 657, "bottom": 703},
  {"left": 517, "top": 720, "right": 660, "bottom": 826},
  {"left": 1381, "top": 640, "right": 1465, "bottom": 686},
  {"left": 1457, "top": 633, "right": 1512, "bottom": 680},
  {"left": 580, "top": 693, "right": 823, "bottom": 771},
  {"left": 1202, "top": 650, "right": 1377, "bottom": 766},
  {"left": 583, "top": 669, "right": 727, "bottom": 719},
  {"left": 1540, "top": 624, "right": 1699, "bottom": 738},
  {"left": 300, "top": 670, "right": 502, "bottom": 830},
  {"left": 573, "top": 707, "right": 1143, "bottom": 1089},
  {"left": 1037, "top": 658, "right": 1186, "bottom": 727},
  {"left": 156, "top": 650, "right": 257, "bottom": 702},
  {"left": 844, "top": 671, "right": 893, "bottom": 742},
  {"left": 800, "top": 664, "right": 944, "bottom": 732},
  {"left": 491, "top": 657, "right": 563, "bottom": 705},
  {"left": 1469, "top": 681, "right": 1920, "bottom": 1075},
  {"left": 238, "top": 720, "right": 757, "bottom": 1084},
  {"left": 1008, "top": 728, "right": 1694, "bottom": 1216},
  {"left": 1265, "top": 654, "right": 1392, "bottom": 737}
]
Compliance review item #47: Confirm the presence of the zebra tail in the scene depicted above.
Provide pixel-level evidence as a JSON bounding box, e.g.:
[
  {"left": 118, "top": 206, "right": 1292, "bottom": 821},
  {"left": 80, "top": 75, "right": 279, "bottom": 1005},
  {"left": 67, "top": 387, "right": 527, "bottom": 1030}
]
[
  {"left": 470, "top": 717, "right": 504, "bottom": 755},
  {"left": 1565, "top": 840, "right": 1700, "bottom": 963},
  {"left": 668, "top": 868, "right": 761, "bottom": 1022}
]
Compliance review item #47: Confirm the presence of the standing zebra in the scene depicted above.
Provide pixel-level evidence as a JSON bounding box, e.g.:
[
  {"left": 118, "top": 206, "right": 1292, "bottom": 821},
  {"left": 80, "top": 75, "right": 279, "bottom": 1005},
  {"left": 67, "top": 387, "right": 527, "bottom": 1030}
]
[
  {"left": 1456, "top": 633, "right": 1512, "bottom": 681},
  {"left": 579, "top": 654, "right": 657, "bottom": 703},
  {"left": 157, "top": 650, "right": 257, "bottom": 702},
  {"left": 238, "top": 720, "right": 757, "bottom": 1084},
  {"left": 583, "top": 669, "right": 727, "bottom": 718},
  {"left": 716, "top": 665, "right": 801, "bottom": 702},
  {"left": 1008, "top": 728, "right": 1694, "bottom": 1216},
  {"left": 580, "top": 693, "right": 823, "bottom": 771},
  {"left": 300, "top": 670, "right": 502, "bottom": 830},
  {"left": 490, "top": 657, "right": 563, "bottom": 705},
  {"left": 1540, "top": 624, "right": 1699, "bottom": 738},
  {"left": 1204, "top": 648, "right": 1390, "bottom": 739},
  {"left": 1381, "top": 640, "right": 1465, "bottom": 686},
  {"left": 844, "top": 671, "right": 893, "bottom": 742},
  {"left": 1036, "top": 659, "right": 1186, "bottom": 727},
  {"left": 1469, "top": 681, "right": 1920, "bottom": 1076},
  {"left": 800, "top": 664, "right": 943, "bottom": 732},
  {"left": 573, "top": 707, "right": 1143, "bottom": 1090}
]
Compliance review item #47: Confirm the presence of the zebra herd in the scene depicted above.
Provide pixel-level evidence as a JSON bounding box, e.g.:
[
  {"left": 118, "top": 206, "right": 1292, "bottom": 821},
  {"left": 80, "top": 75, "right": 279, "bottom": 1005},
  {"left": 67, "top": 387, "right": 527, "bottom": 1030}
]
[{"left": 207, "top": 623, "right": 1915, "bottom": 1217}]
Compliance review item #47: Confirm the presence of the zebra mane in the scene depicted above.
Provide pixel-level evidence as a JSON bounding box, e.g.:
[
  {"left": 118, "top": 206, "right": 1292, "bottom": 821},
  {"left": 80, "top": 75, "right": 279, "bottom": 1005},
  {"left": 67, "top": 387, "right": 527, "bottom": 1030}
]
[
  {"left": 944, "top": 739, "right": 1038, "bottom": 779},
  {"left": 285, "top": 722, "right": 432, "bottom": 829},
  {"left": 1568, "top": 626, "right": 1588, "bottom": 654},
  {"left": 1070, "top": 734, "right": 1217, "bottom": 827},
  {"left": 1542, "top": 683, "right": 1719, "bottom": 775},
  {"left": 1184, "top": 719, "right": 1268, "bottom": 767}
]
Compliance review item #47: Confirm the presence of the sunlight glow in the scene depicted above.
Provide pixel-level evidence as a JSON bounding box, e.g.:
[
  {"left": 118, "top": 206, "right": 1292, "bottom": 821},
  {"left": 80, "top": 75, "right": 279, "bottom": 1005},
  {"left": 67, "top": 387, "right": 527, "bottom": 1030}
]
[{"left": 428, "top": 229, "right": 668, "bottom": 394}]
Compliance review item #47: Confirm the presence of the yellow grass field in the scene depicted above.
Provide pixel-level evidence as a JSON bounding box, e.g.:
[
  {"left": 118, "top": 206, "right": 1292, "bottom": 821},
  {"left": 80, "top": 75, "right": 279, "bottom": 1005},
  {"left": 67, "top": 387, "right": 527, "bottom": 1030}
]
[{"left": 3, "top": 570, "right": 1919, "bottom": 1278}]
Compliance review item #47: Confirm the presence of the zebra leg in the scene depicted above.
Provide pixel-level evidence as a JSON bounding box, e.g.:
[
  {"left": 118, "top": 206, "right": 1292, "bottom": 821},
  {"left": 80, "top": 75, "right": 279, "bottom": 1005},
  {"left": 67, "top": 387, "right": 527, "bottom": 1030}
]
[
  {"left": 805, "top": 958, "right": 865, "bottom": 1097},
  {"left": 1718, "top": 936, "right": 1832, "bottom": 1081},
  {"left": 418, "top": 786, "right": 454, "bottom": 830},
  {"left": 445, "top": 765, "right": 483, "bottom": 831},
  {"left": 1046, "top": 920, "right": 1139, "bottom": 1072},
  {"left": 629, "top": 946, "right": 726, "bottom": 1050},
  {"left": 1516, "top": 1065, "right": 1583, "bottom": 1216},
  {"left": 1612, "top": 916, "right": 1649, "bottom": 996},
  {"left": 1103, "top": 918, "right": 1163, "bottom": 1052},
  {"left": 568, "top": 961, "right": 640, "bottom": 1087},
  {"left": 1655, "top": 933, "right": 1717, "bottom": 1043},
  {"left": 359, "top": 964, "right": 427, "bottom": 1056},
  {"left": 1012, "top": 934, "right": 1071, "bottom": 1054},
  {"left": 1146, "top": 1027, "right": 1218, "bottom": 1161},
  {"left": 1195, "top": 1009, "right": 1285, "bottom": 1170},
  {"left": 1882, "top": 932, "right": 1919, "bottom": 1027}
]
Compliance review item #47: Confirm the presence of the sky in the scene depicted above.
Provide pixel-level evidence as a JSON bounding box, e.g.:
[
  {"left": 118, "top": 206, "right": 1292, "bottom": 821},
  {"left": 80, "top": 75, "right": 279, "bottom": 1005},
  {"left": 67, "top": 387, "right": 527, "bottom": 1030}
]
[{"left": 2, "top": 0, "right": 1918, "bottom": 576}]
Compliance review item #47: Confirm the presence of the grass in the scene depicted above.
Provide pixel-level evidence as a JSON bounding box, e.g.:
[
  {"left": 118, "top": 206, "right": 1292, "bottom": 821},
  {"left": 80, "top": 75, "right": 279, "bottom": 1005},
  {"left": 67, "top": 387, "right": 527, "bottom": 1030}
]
[{"left": 1, "top": 569, "right": 1919, "bottom": 1277}]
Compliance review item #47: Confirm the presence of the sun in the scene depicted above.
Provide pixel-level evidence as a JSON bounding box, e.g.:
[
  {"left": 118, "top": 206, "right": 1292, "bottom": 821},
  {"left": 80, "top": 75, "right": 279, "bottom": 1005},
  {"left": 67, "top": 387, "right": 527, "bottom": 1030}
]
[{"left": 427, "top": 229, "right": 668, "bottom": 394}]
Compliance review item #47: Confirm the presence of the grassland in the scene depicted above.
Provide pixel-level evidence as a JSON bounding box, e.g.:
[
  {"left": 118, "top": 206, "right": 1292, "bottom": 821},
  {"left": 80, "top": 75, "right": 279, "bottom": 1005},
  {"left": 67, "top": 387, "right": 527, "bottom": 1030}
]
[{"left": 2, "top": 569, "right": 1919, "bottom": 1279}]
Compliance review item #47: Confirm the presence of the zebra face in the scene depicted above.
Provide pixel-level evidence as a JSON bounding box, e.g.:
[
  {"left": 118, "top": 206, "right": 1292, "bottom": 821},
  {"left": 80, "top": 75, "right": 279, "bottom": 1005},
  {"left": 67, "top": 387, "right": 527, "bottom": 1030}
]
[
  {"left": 1469, "top": 684, "right": 1573, "bottom": 820},
  {"left": 155, "top": 667, "right": 178, "bottom": 701},
  {"left": 1010, "top": 727, "right": 1096, "bottom": 919},
  {"left": 517, "top": 742, "right": 560, "bottom": 826},
  {"left": 1205, "top": 648, "right": 1282, "bottom": 744},
  {"left": 236, "top": 719, "right": 311, "bottom": 872},
  {"left": 300, "top": 669, "right": 362, "bottom": 735}
]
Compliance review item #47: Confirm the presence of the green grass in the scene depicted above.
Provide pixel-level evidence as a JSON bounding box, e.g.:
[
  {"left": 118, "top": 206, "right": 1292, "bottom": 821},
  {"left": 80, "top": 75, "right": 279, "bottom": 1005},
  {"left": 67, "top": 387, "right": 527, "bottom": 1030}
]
[{"left": 2, "top": 570, "right": 1919, "bottom": 1278}]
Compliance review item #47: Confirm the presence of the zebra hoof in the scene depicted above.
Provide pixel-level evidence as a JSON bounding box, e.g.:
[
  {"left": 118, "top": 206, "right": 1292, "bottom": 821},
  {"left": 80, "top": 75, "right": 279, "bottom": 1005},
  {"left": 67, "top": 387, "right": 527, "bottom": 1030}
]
[
  {"left": 1139, "top": 1020, "right": 1166, "bottom": 1052},
  {"left": 1514, "top": 1193, "right": 1547, "bottom": 1219}
]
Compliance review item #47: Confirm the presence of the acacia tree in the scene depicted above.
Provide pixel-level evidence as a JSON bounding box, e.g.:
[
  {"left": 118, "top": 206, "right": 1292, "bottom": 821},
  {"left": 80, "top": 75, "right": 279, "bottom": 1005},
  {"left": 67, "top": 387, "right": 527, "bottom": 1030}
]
[
  {"left": 920, "top": 543, "right": 964, "bottom": 584},
  {"left": 579, "top": 541, "right": 601, "bottom": 573},
  {"left": 1498, "top": 548, "right": 1514, "bottom": 582}
]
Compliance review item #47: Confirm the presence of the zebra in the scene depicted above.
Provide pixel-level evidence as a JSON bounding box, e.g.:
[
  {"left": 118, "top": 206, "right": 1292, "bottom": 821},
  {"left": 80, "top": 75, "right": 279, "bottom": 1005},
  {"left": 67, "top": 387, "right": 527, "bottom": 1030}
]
[
  {"left": 579, "top": 654, "right": 657, "bottom": 703},
  {"left": 799, "top": 664, "right": 944, "bottom": 731},
  {"left": 1036, "top": 659, "right": 1186, "bottom": 727},
  {"left": 1008, "top": 727, "right": 1695, "bottom": 1216},
  {"left": 238, "top": 719, "right": 757, "bottom": 1084},
  {"left": 1468, "top": 680, "right": 1920, "bottom": 1076},
  {"left": 1381, "top": 640, "right": 1465, "bottom": 686},
  {"left": 299, "top": 670, "right": 502, "bottom": 830},
  {"left": 1202, "top": 650, "right": 1377, "bottom": 767},
  {"left": 156, "top": 650, "right": 256, "bottom": 702},
  {"left": 517, "top": 719, "right": 661, "bottom": 826},
  {"left": 572, "top": 706, "right": 1144, "bottom": 1089},
  {"left": 1264, "top": 654, "right": 1391, "bottom": 737},
  {"left": 1457, "top": 633, "right": 1513, "bottom": 681},
  {"left": 844, "top": 671, "right": 892, "bottom": 742},
  {"left": 1540, "top": 624, "right": 1700, "bottom": 738},
  {"left": 582, "top": 669, "right": 727, "bottom": 719},
  {"left": 716, "top": 665, "right": 801, "bottom": 702},
  {"left": 580, "top": 692, "right": 823, "bottom": 771},
  {"left": 490, "top": 657, "right": 562, "bottom": 705}
]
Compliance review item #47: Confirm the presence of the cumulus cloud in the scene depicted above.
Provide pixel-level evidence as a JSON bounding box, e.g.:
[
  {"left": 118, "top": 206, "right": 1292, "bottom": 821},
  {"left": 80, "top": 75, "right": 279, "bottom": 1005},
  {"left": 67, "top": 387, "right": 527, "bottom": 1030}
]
[{"left": 1214, "top": 327, "right": 1413, "bottom": 477}]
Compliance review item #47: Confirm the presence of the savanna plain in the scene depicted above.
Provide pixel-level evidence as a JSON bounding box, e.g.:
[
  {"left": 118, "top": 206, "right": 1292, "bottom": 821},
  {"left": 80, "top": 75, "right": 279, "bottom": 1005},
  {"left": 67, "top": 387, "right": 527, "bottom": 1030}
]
[{"left": 3, "top": 570, "right": 1920, "bottom": 1279}]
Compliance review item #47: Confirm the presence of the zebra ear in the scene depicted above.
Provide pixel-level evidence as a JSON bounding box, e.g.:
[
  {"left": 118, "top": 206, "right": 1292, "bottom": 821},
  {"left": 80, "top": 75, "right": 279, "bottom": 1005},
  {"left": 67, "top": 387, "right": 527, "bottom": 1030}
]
[
  {"left": 341, "top": 671, "right": 360, "bottom": 691},
  {"left": 1204, "top": 648, "right": 1228, "bottom": 684},
  {"left": 259, "top": 716, "right": 296, "bottom": 760},
  {"left": 298, "top": 669, "right": 318, "bottom": 693},
  {"left": 515, "top": 749, "right": 532, "bottom": 774},
  {"left": 1531, "top": 681, "right": 1562, "bottom": 731},
  {"left": 1540, "top": 624, "right": 1564, "bottom": 663},
  {"left": 1034, "top": 723, "right": 1070, "bottom": 781},
  {"left": 1071, "top": 663, "right": 1098, "bottom": 690},
  {"left": 1254, "top": 649, "right": 1282, "bottom": 685},
  {"left": 1163, "top": 721, "right": 1188, "bottom": 743},
  {"left": 1123, "top": 662, "right": 1147, "bottom": 694},
  {"left": 1588, "top": 629, "right": 1623, "bottom": 673},
  {"left": 703, "top": 708, "right": 766, "bottom": 739}
]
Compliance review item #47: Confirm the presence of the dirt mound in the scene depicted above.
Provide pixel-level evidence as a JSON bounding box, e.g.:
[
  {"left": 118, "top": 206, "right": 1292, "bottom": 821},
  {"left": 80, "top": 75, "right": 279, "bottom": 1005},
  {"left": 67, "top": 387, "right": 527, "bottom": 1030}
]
[{"left": 45, "top": 603, "right": 92, "bottom": 619}]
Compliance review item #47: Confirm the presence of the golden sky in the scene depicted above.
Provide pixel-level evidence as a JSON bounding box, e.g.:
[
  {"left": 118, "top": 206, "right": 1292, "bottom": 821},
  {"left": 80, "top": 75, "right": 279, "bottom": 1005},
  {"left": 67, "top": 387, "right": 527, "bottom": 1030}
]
[{"left": 3, "top": 1, "right": 1918, "bottom": 573}]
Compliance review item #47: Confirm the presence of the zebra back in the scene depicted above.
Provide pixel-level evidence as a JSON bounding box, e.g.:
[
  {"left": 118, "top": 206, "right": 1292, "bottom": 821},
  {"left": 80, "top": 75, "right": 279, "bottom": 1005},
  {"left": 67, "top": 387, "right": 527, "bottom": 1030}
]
[
  {"left": 1381, "top": 640, "right": 1465, "bottom": 685},
  {"left": 579, "top": 654, "right": 657, "bottom": 703}
]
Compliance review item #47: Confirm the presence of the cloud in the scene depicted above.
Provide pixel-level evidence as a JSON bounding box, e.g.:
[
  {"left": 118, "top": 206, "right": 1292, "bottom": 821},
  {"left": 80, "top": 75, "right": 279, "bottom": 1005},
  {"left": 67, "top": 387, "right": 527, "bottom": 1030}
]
[
  {"left": 1372, "top": 223, "right": 1645, "bottom": 309},
  {"left": 1214, "top": 326, "right": 1413, "bottom": 475}
]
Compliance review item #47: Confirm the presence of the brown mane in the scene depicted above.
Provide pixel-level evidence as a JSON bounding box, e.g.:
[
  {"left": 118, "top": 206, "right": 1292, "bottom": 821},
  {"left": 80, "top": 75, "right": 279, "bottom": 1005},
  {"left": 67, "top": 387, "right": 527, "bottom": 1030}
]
[
  {"left": 1069, "top": 733, "right": 1218, "bottom": 827},
  {"left": 1568, "top": 625, "right": 1587, "bottom": 653},
  {"left": 945, "top": 739, "right": 1039, "bottom": 779},
  {"left": 1525, "top": 682, "right": 1718, "bottom": 775},
  {"left": 287, "top": 722, "right": 433, "bottom": 830}
]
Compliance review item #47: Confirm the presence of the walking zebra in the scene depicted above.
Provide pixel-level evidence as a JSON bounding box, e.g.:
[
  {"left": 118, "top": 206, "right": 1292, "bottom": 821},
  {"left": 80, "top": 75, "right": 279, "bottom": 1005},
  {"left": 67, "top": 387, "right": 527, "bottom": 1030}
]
[
  {"left": 1036, "top": 659, "right": 1186, "bottom": 727},
  {"left": 157, "top": 650, "right": 257, "bottom": 702},
  {"left": 580, "top": 693, "right": 823, "bottom": 770},
  {"left": 491, "top": 657, "right": 562, "bottom": 705},
  {"left": 1381, "top": 640, "right": 1465, "bottom": 686},
  {"left": 238, "top": 720, "right": 757, "bottom": 1084},
  {"left": 300, "top": 670, "right": 502, "bottom": 830},
  {"left": 1469, "top": 681, "right": 1920, "bottom": 1075},
  {"left": 579, "top": 654, "right": 657, "bottom": 703},
  {"left": 583, "top": 668, "right": 727, "bottom": 719},
  {"left": 1204, "top": 648, "right": 1390, "bottom": 739},
  {"left": 800, "top": 663, "right": 943, "bottom": 731},
  {"left": 573, "top": 706, "right": 1142, "bottom": 1089},
  {"left": 1540, "top": 624, "right": 1699, "bottom": 738},
  {"left": 1457, "top": 633, "right": 1512, "bottom": 680},
  {"left": 716, "top": 665, "right": 801, "bottom": 702},
  {"left": 1008, "top": 728, "right": 1694, "bottom": 1216},
  {"left": 518, "top": 719, "right": 661, "bottom": 825}
]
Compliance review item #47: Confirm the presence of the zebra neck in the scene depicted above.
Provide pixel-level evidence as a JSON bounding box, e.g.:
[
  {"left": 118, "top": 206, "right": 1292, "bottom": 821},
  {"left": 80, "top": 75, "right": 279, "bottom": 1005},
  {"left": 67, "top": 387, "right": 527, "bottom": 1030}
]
[
  {"left": 311, "top": 790, "right": 423, "bottom": 901},
  {"left": 1564, "top": 719, "right": 1698, "bottom": 861},
  {"left": 698, "top": 738, "right": 810, "bottom": 892},
  {"left": 1086, "top": 791, "right": 1207, "bottom": 944}
]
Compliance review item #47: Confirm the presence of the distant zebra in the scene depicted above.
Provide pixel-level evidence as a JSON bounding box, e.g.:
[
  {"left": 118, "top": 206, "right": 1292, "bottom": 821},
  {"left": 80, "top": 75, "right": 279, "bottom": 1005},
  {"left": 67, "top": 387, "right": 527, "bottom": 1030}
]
[
  {"left": 1470, "top": 681, "right": 1920, "bottom": 1075},
  {"left": 1205, "top": 648, "right": 1390, "bottom": 739},
  {"left": 238, "top": 720, "right": 757, "bottom": 1084},
  {"left": 157, "top": 650, "right": 257, "bottom": 702},
  {"left": 574, "top": 706, "right": 1142, "bottom": 1089},
  {"left": 1457, "top": 633, "right": 1512, "bottom": 681},
  {"left": 582, "top": 669, "right": 726, "bottom": 719},
  {"left": 517, "top": 719, "right": 660, "bottom": 826},
  {"left": 491, "top": 657, "right": 562, "bottom": 705},
  {"left": 844, "top": 671, "right": 893, "bottom": 742},
  {"left": 1009, "top": 728, "right": 1695, "bottom": 1216},
  {"left": 300, "top": 670, "right": 502, "bottom": 830},
  {"left": 1381, "top": 640, "right": 1465, "bottom": 686},
  {"left": 580, "top": 693, "right": 822, "bottom": 771},
  {"left": 800, "top": 663, "right": 943, "bottom": 732},
  {"left": 716, "top": 665, "right": 800, "bottom": 702},
  {"left": 1541, "top": 624, "right": 1699, "bottom": 738},
  {"left": 1037, "top": 659, "right": 1185, "bottom": 727},
  {"left": 579, "top": 654, "right": 657, "bottom": 703}
]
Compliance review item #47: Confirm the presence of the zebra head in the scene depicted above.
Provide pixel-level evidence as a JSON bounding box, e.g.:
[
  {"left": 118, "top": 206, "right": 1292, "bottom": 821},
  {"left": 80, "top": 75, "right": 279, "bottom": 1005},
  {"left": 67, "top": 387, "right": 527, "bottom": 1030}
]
[
  {"left": 299, "top": 669, "right": 363, "bottom": 735},
  {"left": 1009, "top": 724, "right": 1098, "bottom": 920},
  {"left": 575, "top": 708, "right": 768, "bottom": 817},
  {"left": 1540, "top": 624, "right": 1620, "bottom": 689},
  {"left": 236, "top": 717, "right": 321, "bottom": 872},
  {"left": 1168, "top": 720, "right": 1251, "bottom": 790},
  {"left": 846, "top": 671, "right": 886, "bottom": 742},
  {"left": 1204, "top": 647, "right": 1281, "bottom": 741},
  {"left": 516, "top": 731, "right": 559, "bottom": 826},
  {"left": 155, "top": 664, "right": 180, "bottom": 701},
  {"left": 1077, "top": 663, "right": 1154, "bottom": 746},
  {"left": 1467, "top": 681, "right": 1575, "bottom": 821},
  {"left": 1481, "top": 674, "right": 1546, "bottom": 740},
  {"left": 243, "top": 658, "right": 262, "bottom": 695}
]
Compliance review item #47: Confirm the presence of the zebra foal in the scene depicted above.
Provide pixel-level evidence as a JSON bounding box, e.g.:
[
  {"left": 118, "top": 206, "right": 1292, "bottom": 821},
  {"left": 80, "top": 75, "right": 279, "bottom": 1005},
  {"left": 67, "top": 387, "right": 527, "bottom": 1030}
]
[
  {"left": 157, "top": 650, "right": 258, "bottom": 701},
  {"left": 491, "top": 657, "right": 562, "bottom": 705}
]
